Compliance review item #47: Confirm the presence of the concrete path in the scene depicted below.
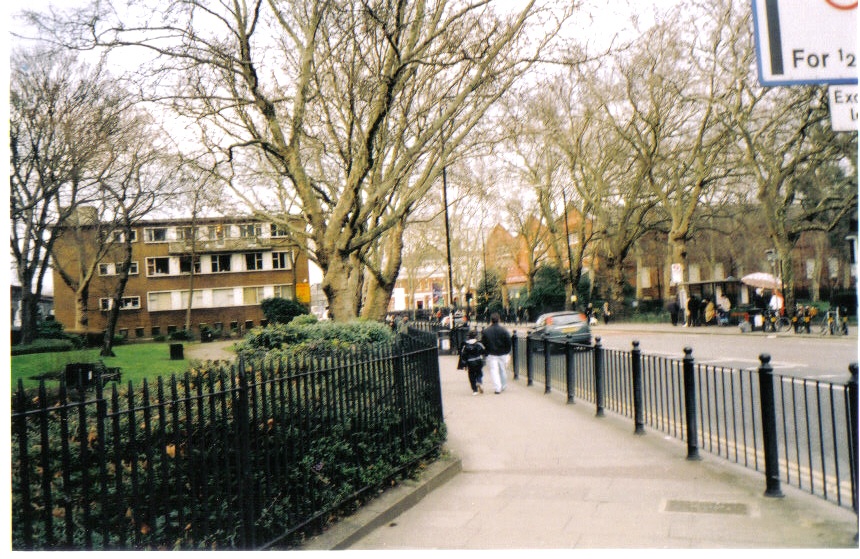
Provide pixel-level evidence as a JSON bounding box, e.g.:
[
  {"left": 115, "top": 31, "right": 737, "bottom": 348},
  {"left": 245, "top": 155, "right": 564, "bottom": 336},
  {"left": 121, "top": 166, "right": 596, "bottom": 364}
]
[{"left": 347, "top": 354, "right": 858, "bottom": 550}]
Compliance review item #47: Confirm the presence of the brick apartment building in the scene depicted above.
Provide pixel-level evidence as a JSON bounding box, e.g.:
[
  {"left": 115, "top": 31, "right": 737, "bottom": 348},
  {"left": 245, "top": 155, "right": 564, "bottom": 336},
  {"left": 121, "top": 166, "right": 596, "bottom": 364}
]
[{"left": 51, "top": 213, "right": 310, "bottom": 340}]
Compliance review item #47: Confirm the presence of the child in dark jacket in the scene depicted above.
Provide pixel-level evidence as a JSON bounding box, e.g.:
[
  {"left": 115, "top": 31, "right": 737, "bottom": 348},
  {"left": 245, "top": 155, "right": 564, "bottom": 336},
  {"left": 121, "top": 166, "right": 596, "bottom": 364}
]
[{"left": 457, "top": 330, "right": 485, "bottom": 395}]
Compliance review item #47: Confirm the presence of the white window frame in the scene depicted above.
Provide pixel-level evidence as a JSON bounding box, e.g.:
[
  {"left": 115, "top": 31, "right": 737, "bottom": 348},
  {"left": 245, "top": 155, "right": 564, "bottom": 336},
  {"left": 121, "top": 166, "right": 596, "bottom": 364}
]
[
  {"left": 211, "top": 254, "right": 231, "bottom": 273},
  {"left": 146, "top": 257, "right": 171, "bottom": 276},
  {"left": 144, "top": 227, "right": 168, "bottom": 243},
  {"left": 239, "top": 223, "right": 262, "bottom": 238},
  {"left": 245, "top": 252, "right": 264, "bottom": 271},
  {"left": 272, "top": 251, "right": 292, "bottom": 270},
  {"left": 99, "top": 296, "right": 141, "bottom": 311}
]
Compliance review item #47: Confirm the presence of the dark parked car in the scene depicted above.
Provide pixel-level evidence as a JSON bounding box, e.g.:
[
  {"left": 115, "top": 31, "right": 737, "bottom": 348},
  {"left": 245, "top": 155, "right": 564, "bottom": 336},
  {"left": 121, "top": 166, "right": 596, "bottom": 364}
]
[{"left": 529, "top": 311, "right": 592, "bottom": 351}]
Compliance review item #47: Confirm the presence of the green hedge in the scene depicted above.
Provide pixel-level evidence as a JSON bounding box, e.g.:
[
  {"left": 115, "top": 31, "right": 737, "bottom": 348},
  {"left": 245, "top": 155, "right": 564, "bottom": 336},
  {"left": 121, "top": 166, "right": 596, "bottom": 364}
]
[{"left": 11, "top": 338, "right": 76, "bottom": 356}]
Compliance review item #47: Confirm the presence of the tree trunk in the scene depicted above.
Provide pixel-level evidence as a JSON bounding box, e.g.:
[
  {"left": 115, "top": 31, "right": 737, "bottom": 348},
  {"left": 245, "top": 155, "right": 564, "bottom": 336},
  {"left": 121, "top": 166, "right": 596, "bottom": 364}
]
[
  {"left": 74, "top": 286, "right": 90, "bottom": 332},
  {"left": 321, "top": 254, "right": 359, "bottom": 321}
]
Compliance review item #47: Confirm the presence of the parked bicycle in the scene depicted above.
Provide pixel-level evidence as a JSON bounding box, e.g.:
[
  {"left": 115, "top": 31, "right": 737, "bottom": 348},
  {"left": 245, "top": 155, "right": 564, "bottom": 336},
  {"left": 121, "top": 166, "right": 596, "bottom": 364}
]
[
  {"left": 762, "top": 308, "right": 791, "bottom": 333},
  {"left": 818, "top": 307, "right": 849, "bottom": 336}
]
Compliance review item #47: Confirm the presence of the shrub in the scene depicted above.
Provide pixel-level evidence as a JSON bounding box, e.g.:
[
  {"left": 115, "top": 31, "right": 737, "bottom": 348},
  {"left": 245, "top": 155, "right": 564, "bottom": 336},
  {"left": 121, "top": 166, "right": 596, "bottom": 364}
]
[
  {"left": 169, "top": 329, "right": 195, "bottom": 341},
  {"left": 235, "top": 318, "right": 396, "bottom": 361},
  {"left": 261, "top": 297, "right": 309, "bottom": 324},
  {"left": 11, "top": 338, "right": 76, "bottom": 356}
]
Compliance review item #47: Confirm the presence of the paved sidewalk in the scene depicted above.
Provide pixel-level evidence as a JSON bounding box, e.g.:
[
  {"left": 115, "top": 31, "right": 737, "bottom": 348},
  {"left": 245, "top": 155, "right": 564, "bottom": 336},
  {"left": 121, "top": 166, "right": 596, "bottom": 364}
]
[{"left": 343, "top": 354, "right": 858, "bottom": 550}]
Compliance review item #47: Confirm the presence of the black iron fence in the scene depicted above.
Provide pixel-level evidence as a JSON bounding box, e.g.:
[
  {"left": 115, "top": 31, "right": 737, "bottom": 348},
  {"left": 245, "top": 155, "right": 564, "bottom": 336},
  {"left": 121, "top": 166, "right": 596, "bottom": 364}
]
[
  {"left": 11, "top": 330, "right": 444, "bottom": 550},
  {"left": 510, "top": 332, "right": 858, "bottom": 513}
]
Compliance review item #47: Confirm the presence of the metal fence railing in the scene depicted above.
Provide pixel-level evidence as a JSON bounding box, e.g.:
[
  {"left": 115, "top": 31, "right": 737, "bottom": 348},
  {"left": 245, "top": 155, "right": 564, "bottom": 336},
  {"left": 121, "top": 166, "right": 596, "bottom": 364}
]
[
  {"left": 509, "top": 332, "right": 858, "bottom": 513},
  {"left": 11, "top": 330, "right": 444, "bottom": 551}
]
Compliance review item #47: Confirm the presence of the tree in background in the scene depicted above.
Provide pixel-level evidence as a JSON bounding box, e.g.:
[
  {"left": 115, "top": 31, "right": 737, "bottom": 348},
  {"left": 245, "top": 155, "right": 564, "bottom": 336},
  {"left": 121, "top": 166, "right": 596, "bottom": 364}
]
[{"left": 36, "top": 0, "right": 574, "bottom": 322}]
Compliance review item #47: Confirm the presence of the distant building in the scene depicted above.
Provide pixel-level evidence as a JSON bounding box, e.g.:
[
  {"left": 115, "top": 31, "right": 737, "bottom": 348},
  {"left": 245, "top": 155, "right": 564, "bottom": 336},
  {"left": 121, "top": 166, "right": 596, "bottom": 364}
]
[
  {"left": 11, "top": 285, "right": 54, "bottom": 344},
  {"left": 51, "top": 215, "right": 310, "bottom": 339}
]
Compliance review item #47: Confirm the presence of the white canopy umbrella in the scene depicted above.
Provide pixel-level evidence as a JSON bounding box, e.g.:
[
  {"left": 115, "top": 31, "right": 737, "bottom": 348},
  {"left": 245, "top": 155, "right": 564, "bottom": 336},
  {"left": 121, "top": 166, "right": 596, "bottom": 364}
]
[{"left": 741, "top": 272, "right": 780, "bottom": 290}]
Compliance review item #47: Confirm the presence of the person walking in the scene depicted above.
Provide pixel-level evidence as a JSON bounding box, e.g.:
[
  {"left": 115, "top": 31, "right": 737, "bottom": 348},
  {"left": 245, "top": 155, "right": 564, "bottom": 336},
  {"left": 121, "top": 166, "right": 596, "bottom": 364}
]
[
  {"left": 457, "top": 330, "right": 485, "bottom": 395},
  {"left": 480, "top": 312, "right": 512, "bottom": 394},
  {"left": 602, "top": 301, "right": 612, "bottom": 324}
]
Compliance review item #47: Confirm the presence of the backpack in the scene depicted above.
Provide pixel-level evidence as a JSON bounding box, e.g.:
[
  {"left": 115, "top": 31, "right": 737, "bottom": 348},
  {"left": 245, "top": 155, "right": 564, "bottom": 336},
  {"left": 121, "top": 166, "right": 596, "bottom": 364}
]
[{"left": 458, "top": 341, "right": 485, "bottom": 369}]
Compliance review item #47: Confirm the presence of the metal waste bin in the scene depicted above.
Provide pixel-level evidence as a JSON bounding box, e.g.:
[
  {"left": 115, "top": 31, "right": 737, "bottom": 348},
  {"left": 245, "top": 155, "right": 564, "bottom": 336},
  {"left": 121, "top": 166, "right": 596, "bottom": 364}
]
[
  {"left": 169, "top": 343, "right": 184, "bottom": 360},
  {"left": 437, "top": 329, "right": 451, "bottom": 353}
]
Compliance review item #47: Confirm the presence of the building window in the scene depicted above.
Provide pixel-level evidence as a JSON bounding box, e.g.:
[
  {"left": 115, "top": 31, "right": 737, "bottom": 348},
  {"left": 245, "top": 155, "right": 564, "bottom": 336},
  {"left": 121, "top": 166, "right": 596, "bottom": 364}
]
[
  {"left": 151, "top": 326, "right": 161, "bottom": 337},
  {"left": 118, "top": 328, "right": 129, "bottom": 338},
  {"left": 100, "top": 296, "right": 142, "bottom": 311},
  {"left": 243, "top": 286, "right": 264, "bottom": 305},
  {"left": 176, "top": 226, "right": 196, "bottom": 241},
  {"left": 179, "top": 255, "right": 201, "bottom": 274},
  {"left": 117, "top": 261, "right": 139, "bottom": 275},
  {"left": 135, "top": 327, "right": 145, "bottom": 338},
  {"left": 273, "top": 284, "right": 294, "bottom": 299},
  {"left": 167, "top": 325, "right": 177, "bottom": 335},
  {"left": 148, "top": 292, "right": 173, "bottom": 311},
  {"left": 146, "top": 257, "right": 171, "bottom": 276},
  {"left": 212, "top": 288, "right": 235, "bottom": 307},
  {"left": 245, "top": 320, "right": 254, "bottom": 330},
  {"left": 245, "top": 252, "right": 263, "bottom": 271},
  {"left": 239, "top": 223, "right": 262, "bottom": 238},
  {"left": 99, "top": 263, "right": 113, "bottom": 276},
  {"left": 207, "top": 224, "right": 226, "bottom": 240},
  {"left": 214, "top": 322, "right": 223, "bottom": 332},
  {"left": 211, "top": 254, "right": 231, "bottom": 273},
  {"left": 144, "top": 227, "right": 168, "bottom": 242},
  {"left": 230, "top": 321, "right": 239, "bottom": 332},
  {"left": 271, "top": 223, "right": 289, "bottom": 237},
  {"left": 272, "top": 251, "right": 292, "bottom": 270},
  {"left": 180, "top": 290, "right": 204, "bottom": 308}
]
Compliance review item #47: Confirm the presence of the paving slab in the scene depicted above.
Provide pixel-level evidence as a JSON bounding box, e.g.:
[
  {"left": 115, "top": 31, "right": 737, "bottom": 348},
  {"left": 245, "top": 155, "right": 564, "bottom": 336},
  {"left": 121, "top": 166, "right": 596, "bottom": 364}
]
[{"left": 344, "top": 353, "right": 858, "bottom": 550}]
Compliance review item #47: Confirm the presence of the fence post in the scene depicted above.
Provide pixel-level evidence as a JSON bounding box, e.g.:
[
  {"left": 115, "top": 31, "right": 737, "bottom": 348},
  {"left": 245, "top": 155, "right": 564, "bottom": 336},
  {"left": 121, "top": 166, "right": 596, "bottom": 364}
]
[
  {"left": 758, "top": 354, "right": 784, "bottom": 498},
  {"left": 594, "top": 337, "right": 605, "bottom": 417},
  {"left": 512, "top": 331, "right": 519, "bottom": 380},
  {"left": 847, "top": 362, "right": 858, "bottom": 514},
  {"left": 526, "top": 334, "right": 534, "bottom": 387},
  {"left": 632, "top": 341, "right": 645, "bottom": 435},
  {"left": 234, "top": 359, "right": 255, "bottom": 547},
  {"left": 683, "top": 347, "right": 701, "bottom": 461},
  {"left": 565, "top": 335, "right": 575, "bottom": 404},
  {"left": 543, "top": 333, "right": 551, "bottom": 394}
]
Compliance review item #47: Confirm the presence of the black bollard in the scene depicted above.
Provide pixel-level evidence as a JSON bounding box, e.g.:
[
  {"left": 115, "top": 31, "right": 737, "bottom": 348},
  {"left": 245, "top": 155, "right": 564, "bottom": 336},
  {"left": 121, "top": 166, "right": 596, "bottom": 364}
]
[
  {"left": 758, "top": 354, "right": 784, "bottom": 498},
  {"left": 543, "top": 333, "right": 551, "bottom": 394},
  {"left": 526, "top": 334, "right": 534, "bottom": 387},
  {"left": 512, "top": 331, "right": 519, "bottom": 380},
  {"left": 594, "top": 337, "right": 605, "bottom": 417},
  {"left": 683, "top": 347, "right": 701, "bottom": 460},
  {"left": 565, "top": 334, "right": 576, "bottom": 404},
  {"left": 632, "top": 341, "right": 645, "bottom": 435}
]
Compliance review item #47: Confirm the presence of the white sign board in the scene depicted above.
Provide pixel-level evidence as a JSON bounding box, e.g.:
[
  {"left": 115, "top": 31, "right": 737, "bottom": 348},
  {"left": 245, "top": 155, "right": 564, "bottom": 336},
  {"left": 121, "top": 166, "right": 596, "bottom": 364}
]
[
  {"left": 752, "top": 0, "right": 858, "bottom": 86},
  {"left": 829, "top": 84, "right": 859, "bottom": 130}
]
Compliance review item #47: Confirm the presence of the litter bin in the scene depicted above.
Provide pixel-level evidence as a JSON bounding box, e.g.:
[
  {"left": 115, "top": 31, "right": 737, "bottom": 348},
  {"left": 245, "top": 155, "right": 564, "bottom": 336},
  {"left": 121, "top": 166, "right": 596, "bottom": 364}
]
[
  {"left": 169, "top": 343, "right": 184, "bottom": 360},
  {"left": 438, "top": 329, "right": 451, "bottom": 353}
]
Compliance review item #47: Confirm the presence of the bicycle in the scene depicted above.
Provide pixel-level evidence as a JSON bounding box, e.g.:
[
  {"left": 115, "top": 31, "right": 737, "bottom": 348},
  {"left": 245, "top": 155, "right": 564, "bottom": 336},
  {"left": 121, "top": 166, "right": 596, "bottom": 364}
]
[
  {"left": 818, "top": 307, "right": 850, "bottom": 336},
  {"left": 762, "top": 308, "right": 792, "bottom": 333}
]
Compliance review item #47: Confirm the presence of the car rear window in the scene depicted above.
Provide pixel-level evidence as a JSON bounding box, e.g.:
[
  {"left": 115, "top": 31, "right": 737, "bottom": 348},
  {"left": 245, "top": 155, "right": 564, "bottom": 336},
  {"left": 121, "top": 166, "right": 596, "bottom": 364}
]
[{"left": 547, "top": 314, "right": 584, "bottom": 326}]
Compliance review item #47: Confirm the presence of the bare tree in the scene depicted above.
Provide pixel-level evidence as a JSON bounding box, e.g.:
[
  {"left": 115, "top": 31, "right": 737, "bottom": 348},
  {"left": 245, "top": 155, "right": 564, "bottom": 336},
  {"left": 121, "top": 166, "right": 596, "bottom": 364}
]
[
  {"left": 717, "top": 0, "right": 858, "bottom": 310},
  {"left": 10, "top": 47, "right": 125, "bottom": 343},
  {"left": 37, "top": 0, "right": 574, "bottom": 321}
]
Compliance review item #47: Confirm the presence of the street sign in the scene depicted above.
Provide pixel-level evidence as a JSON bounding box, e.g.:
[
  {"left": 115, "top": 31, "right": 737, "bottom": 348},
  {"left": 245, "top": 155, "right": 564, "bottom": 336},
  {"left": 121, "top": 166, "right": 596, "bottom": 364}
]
[
  {"left": 829, "top": 84, "right": 858, "bottom": 130},
  {"left": 752, "top": 0, "right": 857, "bottom": 86}
]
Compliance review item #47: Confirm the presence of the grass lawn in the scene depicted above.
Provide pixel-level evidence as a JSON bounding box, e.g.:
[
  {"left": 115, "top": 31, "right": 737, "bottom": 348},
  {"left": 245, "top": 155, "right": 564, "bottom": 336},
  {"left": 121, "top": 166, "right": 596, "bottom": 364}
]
[{"left": 11, "top": 342, "right": 217, "bottom": 391}]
